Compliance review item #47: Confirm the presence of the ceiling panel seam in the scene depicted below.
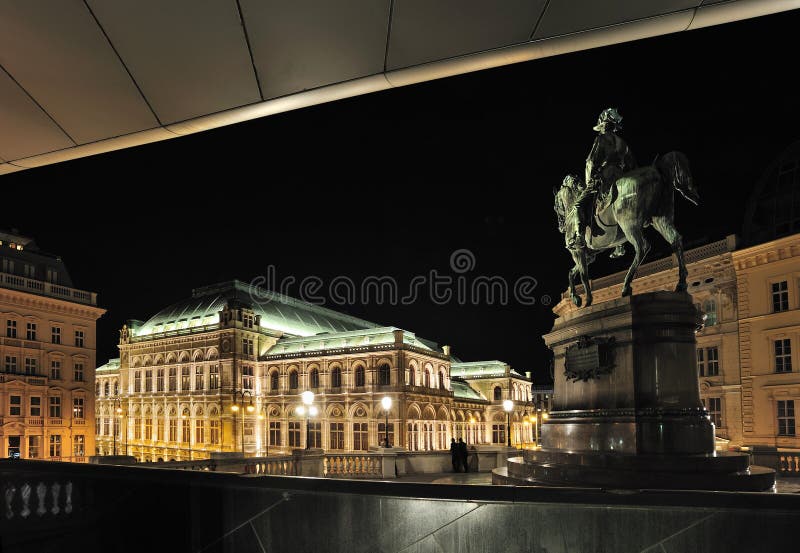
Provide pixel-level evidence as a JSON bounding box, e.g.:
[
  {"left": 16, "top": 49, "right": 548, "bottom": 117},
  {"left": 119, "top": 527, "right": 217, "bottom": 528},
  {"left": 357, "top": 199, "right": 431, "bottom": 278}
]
[
  {"left": 530, "top": 0, "right": 553, "bottom": 40},
  {"left": 81, "top": 0, "right": 165, "bottom": 127},
  {"left": 234, "top": 0, "right": 265, "bottom": 101},
  {"left": 383, "top": 0, "right": 397, "bottom": 74},
  {"left": 0, "top": 64, "right": 76, "bottom": 146}
]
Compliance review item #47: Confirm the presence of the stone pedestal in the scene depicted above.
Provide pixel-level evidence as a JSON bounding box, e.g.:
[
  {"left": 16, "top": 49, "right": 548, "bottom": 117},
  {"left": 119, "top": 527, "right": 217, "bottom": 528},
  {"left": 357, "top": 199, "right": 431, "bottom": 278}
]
[{"left": 494, "top": 292, "right": 775, "bottom": 491}]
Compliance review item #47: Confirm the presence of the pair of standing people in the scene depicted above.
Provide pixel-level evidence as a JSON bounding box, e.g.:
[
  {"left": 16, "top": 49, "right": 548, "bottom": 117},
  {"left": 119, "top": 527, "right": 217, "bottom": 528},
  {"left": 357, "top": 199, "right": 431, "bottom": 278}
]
[{"left": 450, "top": 438, "right": 469, "bottom": 472}]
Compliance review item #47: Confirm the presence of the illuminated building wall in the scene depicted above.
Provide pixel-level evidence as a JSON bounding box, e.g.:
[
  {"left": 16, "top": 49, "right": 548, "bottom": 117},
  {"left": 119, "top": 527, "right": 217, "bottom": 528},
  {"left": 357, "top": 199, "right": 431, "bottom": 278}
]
[
  {"left": 0, "top": 230, "right": 105, "bottom": 462},
  {"left": 95, "top": 281, "right": 531, "bottom": 461}
]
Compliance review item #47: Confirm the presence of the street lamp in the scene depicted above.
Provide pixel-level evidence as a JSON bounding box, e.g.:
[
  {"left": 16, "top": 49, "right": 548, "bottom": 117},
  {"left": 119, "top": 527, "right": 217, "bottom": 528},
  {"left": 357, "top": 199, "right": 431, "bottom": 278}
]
[
  {"left": 381, "top": 396, "right": 392, "bottom": 447},
  {"left": 502, "top": 399, "right": 514, "bottom": 447},
  {"left": 296, "top": 391, "right": 316, "bottom": 450},
  {"left": 112, "top": 397, "right": 122, "bottom": 456},
  {"left": 523, "top": 398, "right": 550, "bottom": 447},
  {"left": 231, "top": 390, "right": 255, "bottom": 455}
]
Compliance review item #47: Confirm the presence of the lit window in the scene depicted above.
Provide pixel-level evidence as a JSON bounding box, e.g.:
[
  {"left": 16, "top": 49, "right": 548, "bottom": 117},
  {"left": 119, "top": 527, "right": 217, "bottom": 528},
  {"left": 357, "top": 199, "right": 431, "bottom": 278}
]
[
  {"left": 353, "top": 422, "right": 369, "bottom": 451},
  {"left": 329, "top": 422, "right": 344, "bottom": 449},
  {"left": 242, "top": 365, "right": 254, "bottom": 390},
  {"left": 73, "top": 435, "right": 85, "bottom": 457},
  {"left": 73, "top": 397, "right": 84, "bottom": 419},
  {"left": 49, "top": 435, "right": 62, "bottom": 458}
]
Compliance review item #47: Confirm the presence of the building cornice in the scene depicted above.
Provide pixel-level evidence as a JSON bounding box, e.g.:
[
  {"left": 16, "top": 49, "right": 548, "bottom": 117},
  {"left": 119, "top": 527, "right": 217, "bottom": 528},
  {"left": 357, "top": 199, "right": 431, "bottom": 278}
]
[
  {"left": 733, "top": 234, "right": 800, "bottom": 269},
  {"left": 0, "top": 288, "right": 105, "bottom": 320}
]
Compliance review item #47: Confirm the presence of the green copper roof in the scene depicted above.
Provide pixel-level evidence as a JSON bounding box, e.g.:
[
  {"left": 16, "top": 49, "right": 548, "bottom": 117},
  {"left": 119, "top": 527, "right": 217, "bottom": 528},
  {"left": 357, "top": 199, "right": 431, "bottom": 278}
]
[
  {"left": 97, "top": 358, "right": 120, "bottom": 372},
  {"left": 451, "top": 360, "right": 509, "bottom": 378},
  {"left": 136, "top": 280, "right": 380, "bottom": 338},
  {"left": 451, "top": 378, "right": 485, "bottom": 401},
  {"left": 265, "top": 327, "right": 434, "bottom": 356}
]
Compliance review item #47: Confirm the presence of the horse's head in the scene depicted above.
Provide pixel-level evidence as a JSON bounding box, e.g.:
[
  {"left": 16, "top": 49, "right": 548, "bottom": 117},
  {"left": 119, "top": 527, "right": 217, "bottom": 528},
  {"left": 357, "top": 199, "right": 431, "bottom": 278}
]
[
  {"left": 659, "top": 152, "right": 700, "bottom": 206},
  {"left": 554, "top": 175, "right": 581, "bottom": 234}
]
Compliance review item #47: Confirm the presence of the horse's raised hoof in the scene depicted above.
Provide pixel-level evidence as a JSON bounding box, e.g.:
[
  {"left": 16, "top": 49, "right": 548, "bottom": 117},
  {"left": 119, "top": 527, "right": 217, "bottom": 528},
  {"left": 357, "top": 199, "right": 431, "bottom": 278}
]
[
  {"left": 621, "top": 286, "right": 632, "bottom": 297},
  {"left": 572, "top": 295, "right": 582, "bottom": 307}
]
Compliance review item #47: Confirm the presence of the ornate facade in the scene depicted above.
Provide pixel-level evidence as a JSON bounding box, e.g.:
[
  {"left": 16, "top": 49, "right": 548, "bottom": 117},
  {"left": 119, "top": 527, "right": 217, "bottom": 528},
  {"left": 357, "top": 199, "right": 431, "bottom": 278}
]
[
  {"left": 0, "top": 230, "right": 105, "bottom": 462},
  {"left": 555, "top": 232, "right": 800, "bottom": 452},
  {"left": 96, "top": 281, "right": 534, "bottom": 461}
]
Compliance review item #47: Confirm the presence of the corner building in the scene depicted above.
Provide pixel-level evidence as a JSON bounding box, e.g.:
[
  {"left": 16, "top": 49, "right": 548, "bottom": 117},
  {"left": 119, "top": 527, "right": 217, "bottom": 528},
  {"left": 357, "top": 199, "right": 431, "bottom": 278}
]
[
  {"left": 0, "top": 230, "right": 105, "bottom": 461},
  {"left": 96, "top": 281, "right": 534, "bottom": 461}
]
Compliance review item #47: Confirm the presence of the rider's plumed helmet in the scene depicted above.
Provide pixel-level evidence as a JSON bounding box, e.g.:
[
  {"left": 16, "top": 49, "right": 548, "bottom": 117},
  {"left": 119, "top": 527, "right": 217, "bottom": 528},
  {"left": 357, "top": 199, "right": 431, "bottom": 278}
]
[{"left": 593, "top": 107, "right": 623, "bottom": 132}]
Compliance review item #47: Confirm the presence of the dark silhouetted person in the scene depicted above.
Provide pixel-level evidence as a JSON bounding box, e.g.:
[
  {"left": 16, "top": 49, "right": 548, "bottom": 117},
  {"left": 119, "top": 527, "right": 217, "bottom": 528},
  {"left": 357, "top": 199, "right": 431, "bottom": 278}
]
[
  {"left": 458, "top": 438, "right": 469, "bottom": 472},
  {"left": 450, "top": 438, "right": 460, "bottom": 472}
]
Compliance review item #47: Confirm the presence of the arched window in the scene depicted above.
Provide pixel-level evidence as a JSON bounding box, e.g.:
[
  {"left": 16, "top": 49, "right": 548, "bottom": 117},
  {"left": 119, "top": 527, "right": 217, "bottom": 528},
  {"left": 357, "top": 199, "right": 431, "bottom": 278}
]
[
  {"left": 493, "top": 386, "right": 502, "bottom": 401},
  {"left": 439, "top": 371, "right": 446, "bottom": 390},
  {"left": 270, "top": 371, "right": 279, "bottom": 391},
  {"left": 424, "top": 370, "right": 431, "bottom": 388},
  {"left": 309, "top": 368, "right": 320, "bottom": 389},
  {"left": 408, "top": 366, "right": 415, "bottom": 386},
  {"left": 331, "top": 367, "right": 342, "bottom": 388},
  {"left": 95, "top": 381, "right": 100, "bottom": 395},
  {"left": 104, "top": 381, "right": 110, "bottom": 396},
  {"left": 355, "top": 365, "right": 365, "bottom": 387},
  {"left": 113, "top": 380, "right": 119, "bottom": 395},
  {"left": 289, "top": 370, "right": 298, "bottom": 390},
  {"left": 378, "top": 364, "right": 390, "bottom": 386}
]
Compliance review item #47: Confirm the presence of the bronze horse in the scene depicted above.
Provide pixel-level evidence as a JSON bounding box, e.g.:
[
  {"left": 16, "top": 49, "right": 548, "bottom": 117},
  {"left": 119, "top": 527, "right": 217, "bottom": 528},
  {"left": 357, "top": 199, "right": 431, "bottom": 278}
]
[{"left": 554, "top": 152, "right": 700, "bottom": 307}]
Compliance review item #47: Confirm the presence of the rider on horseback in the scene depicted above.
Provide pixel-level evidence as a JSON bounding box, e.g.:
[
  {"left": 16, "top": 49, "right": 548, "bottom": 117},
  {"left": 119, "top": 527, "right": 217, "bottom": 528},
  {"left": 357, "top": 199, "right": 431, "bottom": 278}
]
[{"left": 571, "top": 108, "right": 636, "bottom": 258}]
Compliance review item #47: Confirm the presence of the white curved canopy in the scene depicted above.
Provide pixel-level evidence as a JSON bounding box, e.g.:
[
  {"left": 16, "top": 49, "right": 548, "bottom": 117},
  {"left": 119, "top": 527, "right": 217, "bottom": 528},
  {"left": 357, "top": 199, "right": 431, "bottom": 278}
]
[{"left": 0, "top": 0, "right": 796, "bottom": 174}]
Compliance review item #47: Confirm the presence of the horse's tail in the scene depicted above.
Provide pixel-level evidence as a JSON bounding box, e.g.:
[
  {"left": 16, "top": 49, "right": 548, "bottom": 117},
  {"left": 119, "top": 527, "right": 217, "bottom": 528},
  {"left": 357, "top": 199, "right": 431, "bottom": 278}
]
[{"left": 656, "top": 151, "right": 700, "bottom": 206}]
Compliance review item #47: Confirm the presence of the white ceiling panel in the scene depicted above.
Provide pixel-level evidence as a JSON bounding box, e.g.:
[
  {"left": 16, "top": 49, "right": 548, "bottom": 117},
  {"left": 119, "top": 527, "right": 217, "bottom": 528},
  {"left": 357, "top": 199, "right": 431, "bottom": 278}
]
[
  {"left": 0, "top": 1, "right": 157, "bottom": 145},
  {"left": 87, "top": 0, "right": 261, "bottom": 124},
  {"left": 240, "top": 0, "right": 391, "bottom": 100},
  {"left": 387, "top": 0, "right": 548, "bottom": 70},
  {"left": 0, "top": 67, "right": 73, "bottom": 160},
  {"left": 533, "top": 0, "right": 700, "bottom": 39}
]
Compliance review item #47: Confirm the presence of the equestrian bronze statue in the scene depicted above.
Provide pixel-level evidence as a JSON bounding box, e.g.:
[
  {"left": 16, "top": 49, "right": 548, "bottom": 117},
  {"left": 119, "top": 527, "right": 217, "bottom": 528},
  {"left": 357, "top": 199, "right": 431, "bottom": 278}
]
[{"left": 554, "top": 108, "right": 700, "bottom": 307}]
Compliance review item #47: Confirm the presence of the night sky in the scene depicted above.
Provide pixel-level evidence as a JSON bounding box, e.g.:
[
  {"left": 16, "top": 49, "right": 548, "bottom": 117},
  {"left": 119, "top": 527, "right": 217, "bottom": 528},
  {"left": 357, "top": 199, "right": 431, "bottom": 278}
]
[{"left": 4, "top": 10, "right": 799, "bottom": 383}]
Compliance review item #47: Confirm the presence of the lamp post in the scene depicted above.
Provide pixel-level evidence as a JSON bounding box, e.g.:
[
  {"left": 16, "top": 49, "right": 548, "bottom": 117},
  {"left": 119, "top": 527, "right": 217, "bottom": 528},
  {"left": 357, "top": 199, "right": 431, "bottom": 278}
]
[
  {"left": 381, "top": 396, "right": 392, "bottom": 447},
  {"left": 502, "top": 399, "right": 514, "bottom": 447},
  {"left": 524, "top": 398, "right": 549, "bottom": 447},
  {"left": 231, "top": 390, "right": 255, "bottom": 455},
  {"left": 296, "top": 390, "right": 316, "bottom": 450},
  {"left": 258, "top": 406, "right": 269, "bottom": 457},
  {"left": 112, "top": 397, "right": 122, "bottom": 456}
]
